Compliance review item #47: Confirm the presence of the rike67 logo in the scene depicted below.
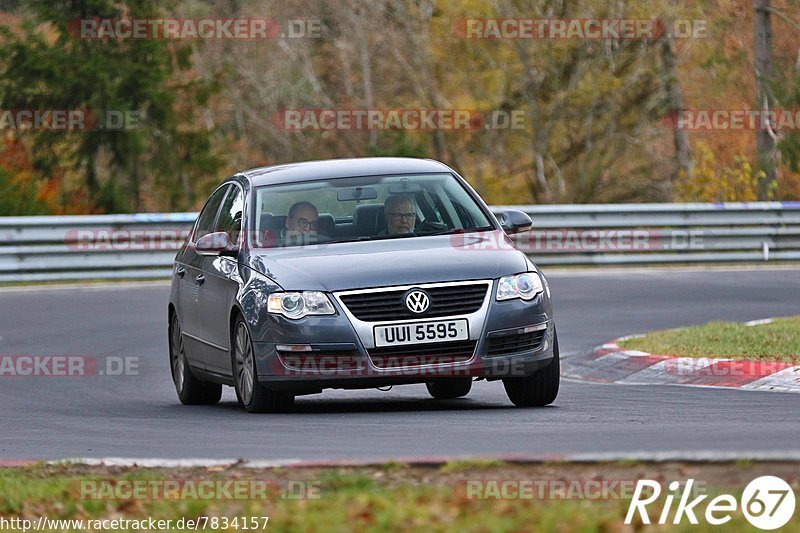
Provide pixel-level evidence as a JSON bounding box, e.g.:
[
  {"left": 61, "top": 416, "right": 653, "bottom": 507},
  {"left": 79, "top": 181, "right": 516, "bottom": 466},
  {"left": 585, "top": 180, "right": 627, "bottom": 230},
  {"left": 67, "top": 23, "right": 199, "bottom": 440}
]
[{"left": 625, "top": 476, "right": 795, "bottom": 530}]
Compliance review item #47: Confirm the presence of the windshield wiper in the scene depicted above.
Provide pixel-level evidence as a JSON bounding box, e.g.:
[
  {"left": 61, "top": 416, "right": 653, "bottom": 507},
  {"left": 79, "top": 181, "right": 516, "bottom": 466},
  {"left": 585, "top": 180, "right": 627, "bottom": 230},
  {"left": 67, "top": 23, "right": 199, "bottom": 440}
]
[
  {"left": 330, "top": 227, "right": 494, "bottom": 244},
  {"left": 334, "top": 234, "right": 412, "bottom": 244},
  {"left": 422, "top": 226, "right": 494, "bottom": 237}
]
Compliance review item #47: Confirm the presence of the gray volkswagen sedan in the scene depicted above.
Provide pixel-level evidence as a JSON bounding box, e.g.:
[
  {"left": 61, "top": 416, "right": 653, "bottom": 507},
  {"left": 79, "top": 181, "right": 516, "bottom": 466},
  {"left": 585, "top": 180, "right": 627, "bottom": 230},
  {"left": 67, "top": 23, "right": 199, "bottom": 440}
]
[{"left": 169, "top": 157, "right": 559, "bottom": 412}]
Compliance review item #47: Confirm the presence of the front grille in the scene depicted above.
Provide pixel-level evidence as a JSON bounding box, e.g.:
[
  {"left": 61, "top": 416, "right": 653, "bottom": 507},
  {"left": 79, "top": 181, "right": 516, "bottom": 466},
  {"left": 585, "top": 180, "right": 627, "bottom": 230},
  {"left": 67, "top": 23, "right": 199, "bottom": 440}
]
[
  {"left": 484, "top": 329, "right": 546, "bottom": 356},
  {"left": 368, "top": 340, "right": 476, "bottom": 369},
  {"left": 278, "top": 351, "right": 362, "bottom": 371},
  {"left": 339, "top": 283, "right": 489, "bottom": 322}
]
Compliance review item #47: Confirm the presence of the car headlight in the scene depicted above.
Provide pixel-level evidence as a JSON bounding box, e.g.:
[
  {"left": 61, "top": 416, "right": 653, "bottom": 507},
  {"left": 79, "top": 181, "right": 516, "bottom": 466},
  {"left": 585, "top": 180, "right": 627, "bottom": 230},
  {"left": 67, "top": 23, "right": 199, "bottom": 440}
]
[
  {"left": 496, "top": 272, "right": 544, "bottom": 301},
  {"left": 267, "top": 291, "right": 336, "bottom": 319}
]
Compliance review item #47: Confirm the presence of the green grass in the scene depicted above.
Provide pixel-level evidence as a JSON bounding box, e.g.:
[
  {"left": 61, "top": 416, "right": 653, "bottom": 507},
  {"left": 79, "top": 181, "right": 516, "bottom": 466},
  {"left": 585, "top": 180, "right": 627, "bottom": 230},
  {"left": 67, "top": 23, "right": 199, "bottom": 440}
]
[
  {"left": 619, "top": 316, "right": 800, "bottom": 361},
  {"left": 1, "top": 463, "right": 800, "bottom": 532},
  {"left": 438, "top": 458, "right": 508, "bottom": 473}
]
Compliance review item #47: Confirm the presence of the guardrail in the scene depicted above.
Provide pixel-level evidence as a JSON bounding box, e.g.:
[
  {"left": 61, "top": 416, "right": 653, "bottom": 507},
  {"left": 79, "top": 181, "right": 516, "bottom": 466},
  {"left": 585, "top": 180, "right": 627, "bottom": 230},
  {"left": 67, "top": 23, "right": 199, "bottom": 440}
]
[
  {"left": 0, "top": 202, "right": 798, "bottom": 282},
  {"left": 499, "top": 202, "right": 800, "bottom": 266}
]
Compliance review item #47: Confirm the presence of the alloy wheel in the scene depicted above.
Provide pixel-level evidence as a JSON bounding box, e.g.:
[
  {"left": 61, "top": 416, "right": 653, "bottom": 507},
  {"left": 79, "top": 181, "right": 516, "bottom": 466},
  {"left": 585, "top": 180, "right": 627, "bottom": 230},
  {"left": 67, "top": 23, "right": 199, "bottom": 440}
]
[{"left": 234, "top": 321, "right": 255, "bottom": 405}]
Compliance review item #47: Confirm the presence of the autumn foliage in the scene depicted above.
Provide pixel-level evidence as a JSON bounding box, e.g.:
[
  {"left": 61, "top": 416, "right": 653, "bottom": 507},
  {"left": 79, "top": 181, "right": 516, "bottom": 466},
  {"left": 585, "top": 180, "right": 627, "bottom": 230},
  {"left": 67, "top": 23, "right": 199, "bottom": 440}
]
[{"left": 1, "top": 1, "right": 800, "bottom": 214}]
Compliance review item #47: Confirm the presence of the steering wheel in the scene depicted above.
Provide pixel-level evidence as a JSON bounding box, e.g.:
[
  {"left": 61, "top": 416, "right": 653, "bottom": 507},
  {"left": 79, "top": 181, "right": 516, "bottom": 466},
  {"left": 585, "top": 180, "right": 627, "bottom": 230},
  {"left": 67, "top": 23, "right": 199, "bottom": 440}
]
[{"left": 416, "top": 220, "right": 450, "bottom": 234}]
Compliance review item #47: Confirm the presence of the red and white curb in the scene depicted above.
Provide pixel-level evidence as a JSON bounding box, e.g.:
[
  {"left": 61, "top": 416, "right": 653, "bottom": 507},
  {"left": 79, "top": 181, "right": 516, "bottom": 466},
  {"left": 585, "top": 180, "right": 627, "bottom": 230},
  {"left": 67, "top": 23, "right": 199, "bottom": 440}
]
[{"left": 562, "top": 336, "right": 800, "bottom": 393}]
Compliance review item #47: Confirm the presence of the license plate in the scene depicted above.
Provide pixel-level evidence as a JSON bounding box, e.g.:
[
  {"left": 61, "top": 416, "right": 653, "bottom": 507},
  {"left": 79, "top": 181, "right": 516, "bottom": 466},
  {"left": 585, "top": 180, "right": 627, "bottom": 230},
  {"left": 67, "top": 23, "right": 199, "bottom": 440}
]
[{"left": 374, "top": 319, "right": 469, "bottom": 347}]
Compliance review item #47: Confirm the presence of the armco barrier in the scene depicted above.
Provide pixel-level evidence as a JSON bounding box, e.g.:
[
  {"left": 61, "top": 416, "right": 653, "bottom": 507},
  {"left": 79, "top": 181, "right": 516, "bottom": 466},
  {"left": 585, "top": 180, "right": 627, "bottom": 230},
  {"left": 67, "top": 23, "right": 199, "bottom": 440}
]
[{"left": 0, "top": 203, "right": 798, "bottom": 282}]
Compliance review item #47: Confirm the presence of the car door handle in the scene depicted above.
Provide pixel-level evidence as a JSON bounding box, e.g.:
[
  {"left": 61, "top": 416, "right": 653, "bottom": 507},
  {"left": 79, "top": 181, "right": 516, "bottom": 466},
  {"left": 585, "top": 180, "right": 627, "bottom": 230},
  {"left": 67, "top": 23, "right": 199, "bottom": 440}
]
[
  {"left": 176, "top": 267, "right": 185, "bottom": 278},
  {"left": 195, "top": 274, "right": 205, "bottom": 285}
]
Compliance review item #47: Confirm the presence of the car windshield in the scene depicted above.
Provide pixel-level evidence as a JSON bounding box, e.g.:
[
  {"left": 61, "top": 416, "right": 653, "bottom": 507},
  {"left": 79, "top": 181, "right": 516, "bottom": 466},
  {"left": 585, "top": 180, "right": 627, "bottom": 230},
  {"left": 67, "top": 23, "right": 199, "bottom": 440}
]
[{"left": 251, "top": 173, "right": 494, "bottom": 249}]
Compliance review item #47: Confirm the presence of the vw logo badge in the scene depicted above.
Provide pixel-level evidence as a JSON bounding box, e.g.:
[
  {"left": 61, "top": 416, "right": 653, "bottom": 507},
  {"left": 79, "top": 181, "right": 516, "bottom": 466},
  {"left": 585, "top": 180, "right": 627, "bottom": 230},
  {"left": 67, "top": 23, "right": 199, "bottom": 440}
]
[{"left": 405, "top": 290, "right": 430, "bottom": 314}]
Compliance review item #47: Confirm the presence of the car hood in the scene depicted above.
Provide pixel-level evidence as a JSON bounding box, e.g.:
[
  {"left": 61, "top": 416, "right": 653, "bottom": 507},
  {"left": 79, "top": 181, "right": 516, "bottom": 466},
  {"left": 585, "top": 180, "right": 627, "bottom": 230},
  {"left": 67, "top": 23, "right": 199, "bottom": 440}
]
[{"left": 245, "top": 230, "right": 529, "bottom": 292}]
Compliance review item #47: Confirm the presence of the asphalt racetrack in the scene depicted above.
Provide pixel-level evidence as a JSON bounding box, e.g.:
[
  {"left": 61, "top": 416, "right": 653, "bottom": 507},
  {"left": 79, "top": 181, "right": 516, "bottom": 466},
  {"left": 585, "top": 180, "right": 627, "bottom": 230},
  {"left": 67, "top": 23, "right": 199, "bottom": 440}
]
[{"left": 1, "top": 268, "right": 799, "bottom": 462}]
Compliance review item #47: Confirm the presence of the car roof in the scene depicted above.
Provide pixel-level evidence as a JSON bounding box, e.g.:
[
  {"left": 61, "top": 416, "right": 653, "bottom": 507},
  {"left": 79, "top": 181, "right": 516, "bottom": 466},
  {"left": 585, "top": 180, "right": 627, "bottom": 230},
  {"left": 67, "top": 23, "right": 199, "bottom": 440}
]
[{"left": 240, "top": 157, "right": 453, "bottom": 186}]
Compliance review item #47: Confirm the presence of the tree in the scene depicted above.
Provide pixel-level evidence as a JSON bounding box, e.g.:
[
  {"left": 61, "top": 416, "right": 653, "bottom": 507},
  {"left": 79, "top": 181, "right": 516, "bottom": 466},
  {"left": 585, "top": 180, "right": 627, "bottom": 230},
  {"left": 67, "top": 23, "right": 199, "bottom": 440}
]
[
  {"left": 754, "top": 0, "right": 777, "bottom": 200},
  {"left": 660, "top": 16, "right": 692, "bottom": 195},
  {"left": 0, "top": 0, "right": 221, "bottom": 213}
]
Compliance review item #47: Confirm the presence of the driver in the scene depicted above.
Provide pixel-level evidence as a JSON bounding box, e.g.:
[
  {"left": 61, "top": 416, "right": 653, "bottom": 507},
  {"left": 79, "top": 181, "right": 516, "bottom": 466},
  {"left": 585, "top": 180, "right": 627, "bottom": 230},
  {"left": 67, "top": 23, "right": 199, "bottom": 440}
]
[
  {"left": 281, "top": 201, "right": 319, "bottom": 245},
  {"left": 383, "top": 194, "right": 417, "bottom": 235}
]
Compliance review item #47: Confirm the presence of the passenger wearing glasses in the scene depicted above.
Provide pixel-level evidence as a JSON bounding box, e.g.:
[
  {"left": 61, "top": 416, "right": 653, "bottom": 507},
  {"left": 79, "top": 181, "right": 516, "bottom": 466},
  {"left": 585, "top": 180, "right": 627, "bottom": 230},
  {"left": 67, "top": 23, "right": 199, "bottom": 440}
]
[
  {"left": 281, "top": 201, "right": 319, "bottom": 245},
  {"left": 382, "top": 194, "right": 417, "bottom": 235}
]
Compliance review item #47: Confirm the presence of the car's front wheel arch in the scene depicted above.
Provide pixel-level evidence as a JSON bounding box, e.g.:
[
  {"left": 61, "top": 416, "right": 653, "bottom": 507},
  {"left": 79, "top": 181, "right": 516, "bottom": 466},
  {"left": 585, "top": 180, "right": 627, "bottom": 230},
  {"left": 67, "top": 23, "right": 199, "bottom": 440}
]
[{"left": 230, "top": 312, "right": 294, "bottom": 413}]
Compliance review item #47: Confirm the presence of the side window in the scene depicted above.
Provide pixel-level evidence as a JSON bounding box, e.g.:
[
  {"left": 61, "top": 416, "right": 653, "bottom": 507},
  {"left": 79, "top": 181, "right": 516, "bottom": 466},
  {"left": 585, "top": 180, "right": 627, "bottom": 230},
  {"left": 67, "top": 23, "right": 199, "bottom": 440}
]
[
  {"left": 193, "top": 185, "right": 230, "bottom": 241},
  {"left": 216, "top": 185, "right": 244, "bottom": 244}
]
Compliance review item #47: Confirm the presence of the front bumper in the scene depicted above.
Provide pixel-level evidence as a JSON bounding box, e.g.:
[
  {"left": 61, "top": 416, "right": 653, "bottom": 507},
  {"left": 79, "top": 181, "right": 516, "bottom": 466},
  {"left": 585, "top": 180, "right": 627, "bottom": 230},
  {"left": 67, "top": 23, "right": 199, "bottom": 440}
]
[{"left": 250, "top": 279, "right": 555, "bottom": 393}]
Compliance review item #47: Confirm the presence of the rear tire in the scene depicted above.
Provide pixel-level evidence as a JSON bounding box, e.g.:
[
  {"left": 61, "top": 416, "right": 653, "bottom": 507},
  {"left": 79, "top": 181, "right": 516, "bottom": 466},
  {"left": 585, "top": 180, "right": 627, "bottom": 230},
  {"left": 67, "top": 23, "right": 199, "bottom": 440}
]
[
  {"left": 426, "top": 378, "right": 472, "bottom": 399},
  {"left": 232, "top": 317, "right": 294, "bottom": 413},
  {"left": 502, "top": 329, "right": 560, "bottom": 407},
  {"left": 169, "top": 314, "right": 222, "bottom": 405}
]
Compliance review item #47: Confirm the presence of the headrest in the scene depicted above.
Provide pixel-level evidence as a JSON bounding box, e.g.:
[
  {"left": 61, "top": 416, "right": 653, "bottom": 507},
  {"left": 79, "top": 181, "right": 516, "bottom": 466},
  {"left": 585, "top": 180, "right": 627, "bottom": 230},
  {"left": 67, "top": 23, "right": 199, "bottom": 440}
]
[
  {"left": 353, "top": 203, "right": 384, "bottom": 236},
  {"left": 260, "top": 213, "right": 287, "bottom": 232},
  {"left": 317, "top": 213, "right": 335, "bottom": 237}
]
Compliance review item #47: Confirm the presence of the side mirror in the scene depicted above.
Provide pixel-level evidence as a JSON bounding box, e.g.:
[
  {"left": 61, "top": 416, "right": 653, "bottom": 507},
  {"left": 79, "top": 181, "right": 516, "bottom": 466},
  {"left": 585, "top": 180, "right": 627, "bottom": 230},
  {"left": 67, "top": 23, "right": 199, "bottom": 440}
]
[
  {"left": 196, "top": 231, "right": 239, "bottom": 257},
  {"left": 498, "top": 209, "right": 533, "bottom": 235}
]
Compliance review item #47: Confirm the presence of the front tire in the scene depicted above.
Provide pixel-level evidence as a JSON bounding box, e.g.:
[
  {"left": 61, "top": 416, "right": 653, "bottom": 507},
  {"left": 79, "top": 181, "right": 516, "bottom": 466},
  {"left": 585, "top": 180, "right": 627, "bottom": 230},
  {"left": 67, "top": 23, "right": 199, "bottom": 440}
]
[
  {"left": 502, "top": 329, "right": 560, "bottom": 407},
  {"left": 426, "top": 378, "right": 472, "bottom": 399},
  {"left": 232, "top": 317, "right": 294, "bottom": 413},
  {"left": 169, "top": 314, "right": 222, "bottom": 405}
]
